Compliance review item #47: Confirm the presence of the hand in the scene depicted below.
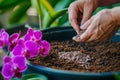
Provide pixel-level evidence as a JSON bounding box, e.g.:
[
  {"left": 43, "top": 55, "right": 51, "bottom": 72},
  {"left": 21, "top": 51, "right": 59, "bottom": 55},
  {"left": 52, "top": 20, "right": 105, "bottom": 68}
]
[
  {"left": 73, "top": 9, "right": 119, "bottom": 42},
  {"left": 68, "top": 0, "right": 98, "bottom": 34}
]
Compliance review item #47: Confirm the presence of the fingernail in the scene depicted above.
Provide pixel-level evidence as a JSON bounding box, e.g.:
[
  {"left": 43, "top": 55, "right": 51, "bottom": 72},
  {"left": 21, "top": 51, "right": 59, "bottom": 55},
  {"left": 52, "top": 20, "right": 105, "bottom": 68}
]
[
  {"left": 76, "top": 30, "right": 80, "bottom": 34},
  {"left": 80, "top": 25, "right": 84, "bottom": 30},
  {"left": 72, "top": 36, "right": 76, "bottom": 40}
]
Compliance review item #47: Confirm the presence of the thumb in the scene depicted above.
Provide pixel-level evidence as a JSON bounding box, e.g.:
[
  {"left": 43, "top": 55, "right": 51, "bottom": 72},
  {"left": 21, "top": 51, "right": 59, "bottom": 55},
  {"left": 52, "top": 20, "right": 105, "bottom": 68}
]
[{"left": 81, "top": 6, "right": 94, "bottom": 25}]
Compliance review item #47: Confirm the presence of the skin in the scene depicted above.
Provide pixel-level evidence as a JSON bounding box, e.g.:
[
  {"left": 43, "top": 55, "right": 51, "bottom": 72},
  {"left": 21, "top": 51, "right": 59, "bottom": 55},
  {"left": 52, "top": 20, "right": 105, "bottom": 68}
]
[{"left": 68, "top": 0, "right": 120, "bottom": 42}]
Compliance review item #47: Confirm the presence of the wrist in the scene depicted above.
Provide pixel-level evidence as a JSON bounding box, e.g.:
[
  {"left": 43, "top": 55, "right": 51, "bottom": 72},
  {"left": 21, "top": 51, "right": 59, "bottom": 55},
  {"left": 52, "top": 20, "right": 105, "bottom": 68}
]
[{"left": 110, "top": 7, "right": 120, "bottom": 26}]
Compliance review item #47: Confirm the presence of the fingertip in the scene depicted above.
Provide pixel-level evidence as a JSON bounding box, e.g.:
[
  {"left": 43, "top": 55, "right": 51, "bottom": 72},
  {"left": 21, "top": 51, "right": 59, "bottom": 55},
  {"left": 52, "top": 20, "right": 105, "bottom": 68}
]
[
  {"left": 72, "top": 35, "right": 81, "bottom": 42},
  {"left": 79, "top": 31, "right": 91, "bottom": 42},
  {"left": 76, "top": 29, "right": 80, "bottom": 34},
  {"left": 72, "top": 36, "right": 76, "bottom": 40}
]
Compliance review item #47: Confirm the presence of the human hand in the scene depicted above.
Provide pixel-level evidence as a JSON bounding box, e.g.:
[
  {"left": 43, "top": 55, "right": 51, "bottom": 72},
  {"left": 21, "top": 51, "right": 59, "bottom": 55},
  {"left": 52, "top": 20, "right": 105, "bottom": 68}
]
[
  {"left": 73, "top": 9, "right": 119, "bottom": 42},
  {"left": 68, "top": 0, "right": 98, "bottom": 34}
]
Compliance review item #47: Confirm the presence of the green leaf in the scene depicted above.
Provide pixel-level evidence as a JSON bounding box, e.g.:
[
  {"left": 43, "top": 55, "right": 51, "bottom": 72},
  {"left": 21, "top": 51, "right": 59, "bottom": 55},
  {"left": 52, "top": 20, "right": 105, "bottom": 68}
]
[
  {"left": 12, "top": 73, "right": 48, "bottom": 80},
  {"left": 8, "top": 1, "right": 31, "bottom": 24},
  {"left": 54, "top": 0, "right": 74, "bottom": 10},
  {"left": 42, "top": 8, "right": 67, "bottom": 29},
  {"left": 40, "top": 0, "right": 54, "bottom": 14},
  {"left": 48, "top": 0, "right": 59, "bottom": 7},
  {"left": 0, "top": 0, "right": 25, "bottom": 10},
  {"left": 114, "top": 74, "right": 120, "bottom": 80},
  {"left": 53, "top": 0, "right": 73, "bottom": 26},
  {"left": 57, "top": 13, "right": 69, "bottom": 26},
  {"left": 0, "top": 72, "right": 3, "bottom": 80}
]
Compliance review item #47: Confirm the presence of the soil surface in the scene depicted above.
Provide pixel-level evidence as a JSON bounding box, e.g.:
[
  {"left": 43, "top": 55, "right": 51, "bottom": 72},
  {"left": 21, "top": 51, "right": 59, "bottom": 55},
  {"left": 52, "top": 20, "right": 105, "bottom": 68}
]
[{"left": 29, "top": 40, "right": 120, "bottom": 72}]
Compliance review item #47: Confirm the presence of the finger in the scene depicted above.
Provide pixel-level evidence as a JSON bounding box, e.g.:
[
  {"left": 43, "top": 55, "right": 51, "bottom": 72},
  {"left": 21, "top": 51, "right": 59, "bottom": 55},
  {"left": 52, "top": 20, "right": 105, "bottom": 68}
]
[
  {"left": 81, "top": 5, "right": 93, "bottom": 25},
  {"left": 80, "top": 18, "right": 93, "bottom": 30},
  {"left": 82, "top": 18, "right": 99, "bottom": 42},
  {"left": 74, "top": 29, "right": 93, "bottom": 42},
  {"left": 73, "top": 18, "right": 93, "bottom": 42},
  {"left": 68, "top": 7, "right": 81, "bottom": 34},
  {"left": 70, "top": 19, "right": 80, "bottom": 34}
]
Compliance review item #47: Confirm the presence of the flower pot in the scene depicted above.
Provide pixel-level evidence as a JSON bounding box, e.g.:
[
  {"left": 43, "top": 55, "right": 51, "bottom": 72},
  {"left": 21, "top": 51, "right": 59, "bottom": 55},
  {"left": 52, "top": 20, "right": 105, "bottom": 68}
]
[{"left": 27, "top": 27, "right": 120, "bottom": 80}]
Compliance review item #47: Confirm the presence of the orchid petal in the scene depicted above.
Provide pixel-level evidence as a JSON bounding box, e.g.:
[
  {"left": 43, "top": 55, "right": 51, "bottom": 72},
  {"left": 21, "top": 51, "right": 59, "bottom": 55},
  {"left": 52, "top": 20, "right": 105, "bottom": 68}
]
[
  {"left": 0, "top": 28, "right": 9, "bottom": 47},
  {"left": 25, "top": 41, "right": 38, "bottom": 58},
  {"left": 34, "top": 30, "right": 42, "bottom": 41},
  {"left": 3, "top": 56, "right": 11, "bottom": 64},
  {"left": 24, "top": 34, "right": 31, "bottom": 41},
  {"left": 2, "top": 63, "right": 14, "bottom": 79},
  {"left": 27, "top": 28, "right": 34, "bottom": 36},
  {"left": 0, "top": 28, "right": 5, "bottom": 33},
  {"left": 0, "top": 40, "right": 4, "bottom": 49},
  {"left": 13, "top": 45, "right": 23, "bottom": 56},
  {"left": 17, "top": 39, "right": 24, "bottom": 45},
  {"left": 39, "top": 40, "right": 50, "bottom": 56},
  {"left": 13, "top": 56, "right": 27, "bottom": 71},
  {"left": 9, "top": 33, "right": 20, "bottom": 44},
  {"left": 2, "top": 31, "right": 9, "bottom": 46}
]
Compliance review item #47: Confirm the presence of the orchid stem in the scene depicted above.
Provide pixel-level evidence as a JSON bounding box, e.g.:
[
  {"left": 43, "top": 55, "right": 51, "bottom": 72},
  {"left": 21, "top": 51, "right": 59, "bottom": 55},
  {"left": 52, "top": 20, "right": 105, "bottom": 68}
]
[
  {"left": 37, "top": 0, "right": 42, "bottom": 29},
  {"left": 8, "top": 52, "right": 10, "bottom": 56}
]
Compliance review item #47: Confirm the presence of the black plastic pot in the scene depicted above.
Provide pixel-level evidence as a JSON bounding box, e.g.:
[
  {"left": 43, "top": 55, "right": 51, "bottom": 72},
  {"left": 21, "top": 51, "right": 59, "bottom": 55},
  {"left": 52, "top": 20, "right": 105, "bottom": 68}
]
[{"left": 27, "top": 27, "right": 120, "bottom": 80}]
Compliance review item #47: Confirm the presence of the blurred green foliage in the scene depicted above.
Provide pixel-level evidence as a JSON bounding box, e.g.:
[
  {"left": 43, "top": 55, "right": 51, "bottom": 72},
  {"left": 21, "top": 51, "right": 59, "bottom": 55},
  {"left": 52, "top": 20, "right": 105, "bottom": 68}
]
[
  {"left": 0, "top": 0, "right": 120, "bottom": 29},
  {"left": 114, "top": 74, "right": 120, "bottom": 80},
  {"left": 0, "top": 72, "right": 3, "bottom": 80},
  {"left": 0, "top": 0, "right": 74, "bottom": 29},
  {"left": 12, "top": 73, "right": 48, "bottom": 80}
]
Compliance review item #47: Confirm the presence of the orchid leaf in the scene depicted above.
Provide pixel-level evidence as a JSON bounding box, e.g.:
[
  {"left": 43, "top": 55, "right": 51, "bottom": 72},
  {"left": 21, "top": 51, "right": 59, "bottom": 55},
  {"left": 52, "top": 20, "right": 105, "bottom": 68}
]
[
  {"left": 51, "top": 8, "right": 68, "bottom": 20},
  {"left": 42, "top": 8, "right": 67, "bottom": 29},
  {"left": 114, "top": 74, "right": 120, "bottom": 80},
  {"left": 0, "top": 73, "right": 3, "bottom": 80},
  {"left": 12, "top": 73, "right": 48, "bottom": 80},
  {"left": 54, "top": 0, "right": 73, "bottom": 10},
  {"left": 40, "top": 0, "right": 54, "bottom": 14},
  {"left": 0, "top": 0, "right": 25, "bottom": 10},
  {"left": 8, "top": 1, "right": 31, "bottom": 24},
  {"left": 53, "top": 0, "right": 73, "bottom": 26},
  {"left": 48, "top": 0, "right": 59, "bottom": 7}
]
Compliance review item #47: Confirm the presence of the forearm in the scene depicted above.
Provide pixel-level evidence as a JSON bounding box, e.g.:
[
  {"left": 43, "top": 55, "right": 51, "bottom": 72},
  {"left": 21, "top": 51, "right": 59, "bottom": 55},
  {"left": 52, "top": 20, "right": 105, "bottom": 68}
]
[
  {"left": 98, "top": 0, "right": 120, "bottom": 7},
  {"left": 111, "top": 7, "right": 120, "bottom": 26}
]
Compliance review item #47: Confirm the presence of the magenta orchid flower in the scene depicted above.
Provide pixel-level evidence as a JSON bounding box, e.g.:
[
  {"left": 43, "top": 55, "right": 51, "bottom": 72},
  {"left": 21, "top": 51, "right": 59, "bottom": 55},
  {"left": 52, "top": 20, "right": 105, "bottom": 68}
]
[
  {"left": 24, "top": 28, "right": 42, "bottom": 42},
  {"left": 2, "top": 56, "right": 27, "bottom": 80},
  {"left": 24, "top": 41, "right": 39, "bottom": 58},
  {"left": 13, "top": 40, "right": 39, "bottom": 58},
  {"left": 0, "top": 28, "right": 9, "bottom": 49},
  {"left": 38, "top": 40, "right": 50, "bottom": 56},
  {"left": 8, "top": 31, "right": 21, "bottom": 51},
  {"left": 12, "top": 39, "right": 25, "bottom": 56},
  {"left": 1, "top": 27, "right": 51, "bottom": 79}
]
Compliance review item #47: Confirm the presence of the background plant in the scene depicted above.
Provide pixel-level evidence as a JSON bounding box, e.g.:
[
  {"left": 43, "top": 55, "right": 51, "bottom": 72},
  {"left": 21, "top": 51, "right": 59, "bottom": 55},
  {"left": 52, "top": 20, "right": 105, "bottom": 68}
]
[
  {"left": 0, "top": 0, "right": 74, "bottom": 29},
  {"left": 0, "top": 0, "right": 120, "bottom": 29}
]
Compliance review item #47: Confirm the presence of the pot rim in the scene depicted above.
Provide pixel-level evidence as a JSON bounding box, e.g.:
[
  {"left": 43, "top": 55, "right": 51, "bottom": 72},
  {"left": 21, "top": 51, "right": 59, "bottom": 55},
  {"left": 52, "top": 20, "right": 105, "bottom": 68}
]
[{"left": 28, "top": 63, "right": 120, "bottom": 77}]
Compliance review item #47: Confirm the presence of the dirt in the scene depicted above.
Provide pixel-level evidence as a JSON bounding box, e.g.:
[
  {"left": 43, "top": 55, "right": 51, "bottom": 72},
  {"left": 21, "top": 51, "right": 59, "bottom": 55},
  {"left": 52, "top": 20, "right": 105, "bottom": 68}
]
[{"left": 29, "top": 40, "right": 120, "bottom": 73}]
